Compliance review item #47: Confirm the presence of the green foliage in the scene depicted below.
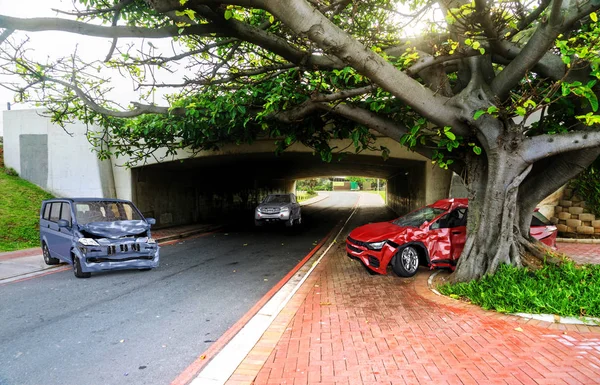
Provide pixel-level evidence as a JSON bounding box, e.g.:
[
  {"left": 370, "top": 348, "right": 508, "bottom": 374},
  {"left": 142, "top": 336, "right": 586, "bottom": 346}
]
[
  {"left": 572, "top": 157, "right": 600, "bottom": 217},
  {"left": 439, "top": 262, "right": 600, "bottom": 318},
  {"left": 295, "top": 190, "right": 317, "bottom": 202},
  {"left": 0, "top": 156, "right": 54, "bottom": 252}
]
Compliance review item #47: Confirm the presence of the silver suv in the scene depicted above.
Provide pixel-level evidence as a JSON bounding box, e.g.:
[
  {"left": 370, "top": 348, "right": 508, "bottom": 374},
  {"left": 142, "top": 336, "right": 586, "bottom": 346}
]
[{"left": 254, "top": 193, "right": 302, "bottom": 227}]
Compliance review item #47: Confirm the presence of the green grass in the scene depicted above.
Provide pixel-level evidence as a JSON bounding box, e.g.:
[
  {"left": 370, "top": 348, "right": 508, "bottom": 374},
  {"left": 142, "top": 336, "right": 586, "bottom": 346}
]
[
  {"left": 365, "top": 190, "right": 386, "bottom": 202},
  {"left": 439, "top": 262, "right": 600, "bottom": 319},
  {"left": 296, "top": 190, "right": 318, "bottom": 202},
  {"left": 0, "top": 157, "right": 54, "bottom": 251}
]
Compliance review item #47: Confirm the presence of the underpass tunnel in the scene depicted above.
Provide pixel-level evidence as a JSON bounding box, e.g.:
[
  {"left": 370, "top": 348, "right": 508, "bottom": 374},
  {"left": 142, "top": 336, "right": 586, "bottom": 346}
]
[{"left": 131, "top": 152, "right": 452, "bottom": 228}]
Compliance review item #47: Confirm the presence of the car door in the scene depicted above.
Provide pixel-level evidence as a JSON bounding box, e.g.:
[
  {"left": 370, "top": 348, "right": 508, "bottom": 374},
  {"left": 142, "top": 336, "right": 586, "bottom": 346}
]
[
  {"left": 44, "top": 202, "right": 64, "bottom": 259},
  {"left": 447, "top": 208, "right": 468, "bottom": 261},
  {"left": 426, "top": 208, "right": 468, "bottom": 268},
  {"left": 56, "top": 202, "right": 74, "bottom": 260}
]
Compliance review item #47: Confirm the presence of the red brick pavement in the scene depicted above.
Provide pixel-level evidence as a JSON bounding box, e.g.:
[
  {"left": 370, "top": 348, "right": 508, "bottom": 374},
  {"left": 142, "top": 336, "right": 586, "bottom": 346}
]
[
  {"left": 227, "top": 243, "right": 600, "bottom": 385},
  {"left": 557, "top": 242, "right": 600, "bottom": 265}
]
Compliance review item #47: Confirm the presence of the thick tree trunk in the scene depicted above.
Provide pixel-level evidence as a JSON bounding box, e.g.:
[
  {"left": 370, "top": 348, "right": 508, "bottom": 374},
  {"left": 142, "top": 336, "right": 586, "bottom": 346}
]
[{"left": 452, "top": 148, "right": 533, "bottom": 282}]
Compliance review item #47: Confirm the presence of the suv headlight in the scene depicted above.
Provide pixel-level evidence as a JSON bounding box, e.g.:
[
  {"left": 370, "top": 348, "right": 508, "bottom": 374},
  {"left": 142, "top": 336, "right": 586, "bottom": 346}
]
[
  {"left": 78, "top": 238, "right": 100, "bottom": 246},
  {"left": 366, "top": 241, "right": 386, "bottom": 250},
  {"left": 147, "top": 238, "right": 156, "bottom": 244},
  {"left": 256, "top": 207, "right": 262, "bottom": 213},
  {"left": 280, "top": 207, "right": 290, "bottom": 212}
]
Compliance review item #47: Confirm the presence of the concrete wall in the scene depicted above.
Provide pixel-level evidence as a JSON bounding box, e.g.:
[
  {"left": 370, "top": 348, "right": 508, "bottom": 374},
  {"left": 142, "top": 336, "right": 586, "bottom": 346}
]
[
  {"left": 3, "top": 109, "right": 115, "bottom": 198},
  {"left": 386, "top": 163, "right": 453, "bottom": 216}
]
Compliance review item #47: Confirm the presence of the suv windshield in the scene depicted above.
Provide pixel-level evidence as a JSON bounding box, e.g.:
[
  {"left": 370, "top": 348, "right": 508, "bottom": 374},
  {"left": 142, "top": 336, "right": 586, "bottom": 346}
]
[
  {"left": 393, "top": 207, "right": 446, "bottom": 228},
  {"left": 263, "top": 195, "right": 291, "bottom": 204},
  {"left": 75, "top": 201, "right": 142, "bottom": 225}
]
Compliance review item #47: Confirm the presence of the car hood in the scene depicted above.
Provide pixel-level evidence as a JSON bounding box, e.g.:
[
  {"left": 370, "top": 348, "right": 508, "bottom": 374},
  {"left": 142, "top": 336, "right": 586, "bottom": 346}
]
[
  {"left": 258, "top": 203, "right": 291, "bottom": 209},
  {"left": 349, "top": 222, "right": 406, "bottom": 242},
  {"left": 79, "top": 220, "right": 150, "bottom": 239}
]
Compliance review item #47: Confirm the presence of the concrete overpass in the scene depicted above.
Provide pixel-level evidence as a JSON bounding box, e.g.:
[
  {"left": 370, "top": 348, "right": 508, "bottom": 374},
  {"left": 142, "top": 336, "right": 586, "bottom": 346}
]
[{"left": 3, "top": 109, "right": 454, "bottom": 227}]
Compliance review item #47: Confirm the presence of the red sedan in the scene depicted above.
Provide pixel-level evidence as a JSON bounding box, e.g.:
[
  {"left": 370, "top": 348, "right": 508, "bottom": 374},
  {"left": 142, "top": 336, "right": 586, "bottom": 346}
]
[{"left": 346, "top": 198, "right": 557, "bottom": 277}]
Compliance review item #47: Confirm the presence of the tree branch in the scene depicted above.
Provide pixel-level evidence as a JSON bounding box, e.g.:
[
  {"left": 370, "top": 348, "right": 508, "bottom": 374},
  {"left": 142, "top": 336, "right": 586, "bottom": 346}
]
[
  {"left": 523, "top": 130, "right": 600, "bottom": 163},
  {"left": 518, "top": 147, "right": 600, "bottom": 233},
  {"left": 41, "top": 75, "right": 175, "bottom": 117},
  {"left": 0, "top": 14, "right": 226, "bottom": 38},
  {"left": 0, "top": 28, "right": 14, "bottom": 44},
  {"left": 265, "top": 1, "right": 468, "bottom": 135},
  {"left": 52, "top": 0, "right": 134, "bottom": 17},
  {"left": 492, "top": 0, "right": 600, "bottom": 99}
]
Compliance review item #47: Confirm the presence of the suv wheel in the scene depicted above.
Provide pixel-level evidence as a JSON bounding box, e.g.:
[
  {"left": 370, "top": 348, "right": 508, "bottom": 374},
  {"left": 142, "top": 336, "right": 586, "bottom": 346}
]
[
  {"left": 42, "top": 243, "right": 60, "bottom": 265},
  {"left": 73, "top": 255, "right": 91, "bottom": 279},
  {"left": 392, "top": 245, "right": 420, "bottom": 277},
  {"left": 285, "top": 217, "right": 294, "bottom": 227}
]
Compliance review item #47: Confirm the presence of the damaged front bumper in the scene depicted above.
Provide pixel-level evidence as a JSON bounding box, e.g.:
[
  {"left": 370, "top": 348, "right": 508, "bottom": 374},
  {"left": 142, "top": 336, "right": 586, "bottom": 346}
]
[{"left": 74, "top": 237, "right": 160, "bottom": 273}]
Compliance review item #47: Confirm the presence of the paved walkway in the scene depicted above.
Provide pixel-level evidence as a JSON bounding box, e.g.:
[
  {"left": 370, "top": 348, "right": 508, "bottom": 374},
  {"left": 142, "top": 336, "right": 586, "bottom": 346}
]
[
  {"left": 223, "top": 242, "right": 600, "bottom": 385},
  {"left": 556, "top": 242, "right": 600, "bottom": 265}
]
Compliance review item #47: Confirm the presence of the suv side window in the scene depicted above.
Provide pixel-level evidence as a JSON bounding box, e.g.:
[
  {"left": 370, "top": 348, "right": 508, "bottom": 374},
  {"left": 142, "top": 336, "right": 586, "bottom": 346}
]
[
  {"left": 43, "top": 203, "right": 51, "bottom": 220},
  {"left": 60, "top": 203, "right": 72, "bottom": 226},
  {"left": 49, "top": 203, "right": 61, "bottom": 222}
]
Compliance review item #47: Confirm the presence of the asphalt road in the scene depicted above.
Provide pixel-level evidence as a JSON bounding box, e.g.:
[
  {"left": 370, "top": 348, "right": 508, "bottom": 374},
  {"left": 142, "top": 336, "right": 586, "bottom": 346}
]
[{"left": 0, "top": 192, "right": 363, "bottom": 385}]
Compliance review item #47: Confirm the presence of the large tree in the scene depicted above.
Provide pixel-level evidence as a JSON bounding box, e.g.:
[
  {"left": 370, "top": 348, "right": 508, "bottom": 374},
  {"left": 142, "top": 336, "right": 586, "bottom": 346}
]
[{"left": 1, "top": 0, "right": 599, "bottom": 281}]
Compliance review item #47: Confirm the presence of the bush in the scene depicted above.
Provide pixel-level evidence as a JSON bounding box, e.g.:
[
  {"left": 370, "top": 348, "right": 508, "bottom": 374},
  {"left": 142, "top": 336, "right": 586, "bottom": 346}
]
[{"left": 439, "top": 261, "right": 600, "bottom": 318}]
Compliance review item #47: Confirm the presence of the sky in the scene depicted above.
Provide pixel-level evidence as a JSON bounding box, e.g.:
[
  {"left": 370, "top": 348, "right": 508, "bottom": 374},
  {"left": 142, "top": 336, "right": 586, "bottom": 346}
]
[{"left": 0, "top": 0, "right": 180, "bottom": 135}]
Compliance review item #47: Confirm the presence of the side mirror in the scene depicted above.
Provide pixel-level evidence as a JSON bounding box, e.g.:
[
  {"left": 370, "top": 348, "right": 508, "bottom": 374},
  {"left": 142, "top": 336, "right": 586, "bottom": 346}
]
[
  {"left": 146, "top": 218, "right": 156, "bottom": 225},
  {"left": 57, "top": 219, "right": 70, "bottom": 228}
]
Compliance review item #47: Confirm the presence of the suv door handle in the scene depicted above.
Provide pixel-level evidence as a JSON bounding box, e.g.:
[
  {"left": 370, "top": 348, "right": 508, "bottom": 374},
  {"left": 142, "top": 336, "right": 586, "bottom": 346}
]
[{"left": 451, "top": 231, "right": 461, "bottom": 235}]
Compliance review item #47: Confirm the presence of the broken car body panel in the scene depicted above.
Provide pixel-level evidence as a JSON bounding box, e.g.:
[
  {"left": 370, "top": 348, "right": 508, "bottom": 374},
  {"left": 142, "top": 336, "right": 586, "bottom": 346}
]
[
  {"left": 40, "top": 198, "right": 159, "bottom": 276},
  {"left": 346, "top": 198, "right": 557, "bottom": 275}
]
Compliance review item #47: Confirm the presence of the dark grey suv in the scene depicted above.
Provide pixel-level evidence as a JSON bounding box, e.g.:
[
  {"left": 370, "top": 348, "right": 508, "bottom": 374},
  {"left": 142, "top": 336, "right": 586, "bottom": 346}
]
[{"left": 254, "top": 194, "right": 302, "bottom": 227}]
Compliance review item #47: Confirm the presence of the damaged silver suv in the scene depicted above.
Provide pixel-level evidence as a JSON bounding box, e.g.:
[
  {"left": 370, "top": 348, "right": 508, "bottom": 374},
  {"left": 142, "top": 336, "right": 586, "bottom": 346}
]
[{"left": 40, "top": 198, "right": 159, "bottom": 278}]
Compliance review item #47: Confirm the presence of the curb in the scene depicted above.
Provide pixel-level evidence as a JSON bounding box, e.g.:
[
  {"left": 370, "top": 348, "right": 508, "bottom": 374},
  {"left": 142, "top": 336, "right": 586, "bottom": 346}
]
[
  {"left": 557, "top": 237, "right": 600, "bottom": 244},
  {"left": 299, "top": 192, "right": 329, "bottom": 206}
]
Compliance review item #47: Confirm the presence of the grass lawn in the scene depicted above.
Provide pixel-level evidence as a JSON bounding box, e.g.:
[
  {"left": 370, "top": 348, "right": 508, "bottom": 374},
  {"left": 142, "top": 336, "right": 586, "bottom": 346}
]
[
  {"left": 364, "top": 190, "right": 386, "bottom": 202},
  {"left": 0, "top": 147, "right": 54, "bottom": 251}
]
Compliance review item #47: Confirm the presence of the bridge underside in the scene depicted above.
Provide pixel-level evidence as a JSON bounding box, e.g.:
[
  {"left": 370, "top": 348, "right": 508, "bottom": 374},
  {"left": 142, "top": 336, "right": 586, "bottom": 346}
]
[{"left": 131, "top": 152, "right": 452, "bottom": 228}]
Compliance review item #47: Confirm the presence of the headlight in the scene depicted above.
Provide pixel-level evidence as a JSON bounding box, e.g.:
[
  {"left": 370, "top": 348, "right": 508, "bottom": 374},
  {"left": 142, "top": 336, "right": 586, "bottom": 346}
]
[
  {"left": 147, "top": 238, "right": 156, "bottom": 244},
  {"left": 366, "top": 241, "right": 387, "bottom": 250},
  {"left": 280, "top": 207, "right": 290, "bottom": 212},
  {"left": 256, "top": 207, "right": 262, "bottom": 213},
  {"left": 78, "top": 238, "right": 99, "bottom": 246}
]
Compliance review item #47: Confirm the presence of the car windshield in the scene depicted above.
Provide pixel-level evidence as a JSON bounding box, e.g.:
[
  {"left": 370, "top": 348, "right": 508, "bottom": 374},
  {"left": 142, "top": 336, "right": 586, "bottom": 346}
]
[
  {"left": 392, "top": 207, "right": 447, "bottom": 227},
  {"left": 263, "top": 195, "right": 291, "bottom": 204},
  {"left": 75, "top": 201, "right": 142, "bottom": 225}
]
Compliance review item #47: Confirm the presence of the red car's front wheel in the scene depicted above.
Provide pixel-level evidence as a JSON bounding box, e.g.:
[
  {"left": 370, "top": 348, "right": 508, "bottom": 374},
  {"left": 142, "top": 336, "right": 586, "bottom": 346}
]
[{"left": 392, "top": 246, "right": 420, "bottom": 277}]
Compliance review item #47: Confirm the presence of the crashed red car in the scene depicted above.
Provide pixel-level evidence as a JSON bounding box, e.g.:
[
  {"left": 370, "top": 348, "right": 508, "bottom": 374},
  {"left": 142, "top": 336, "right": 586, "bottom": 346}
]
[{"left": 346, "top": 198, "right": 557, "bottom": 277}]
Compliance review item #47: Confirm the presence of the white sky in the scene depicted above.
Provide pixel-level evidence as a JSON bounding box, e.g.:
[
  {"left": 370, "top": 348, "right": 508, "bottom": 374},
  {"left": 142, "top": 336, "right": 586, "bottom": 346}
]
[{"left": 0, "top": 0, "right": 181, "bottom": 137}]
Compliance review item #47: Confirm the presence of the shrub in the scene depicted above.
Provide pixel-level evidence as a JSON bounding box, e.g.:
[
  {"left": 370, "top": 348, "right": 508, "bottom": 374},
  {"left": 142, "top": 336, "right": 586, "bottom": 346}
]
[{"left": 439, "top": 261, "right": 600, "bottom": 318}]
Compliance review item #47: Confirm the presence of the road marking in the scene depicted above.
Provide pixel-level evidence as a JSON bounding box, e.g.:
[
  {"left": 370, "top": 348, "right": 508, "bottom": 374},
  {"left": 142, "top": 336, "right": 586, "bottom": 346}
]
[{"left": 180, "top": 195, "right": 361, "bottom": 385}]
